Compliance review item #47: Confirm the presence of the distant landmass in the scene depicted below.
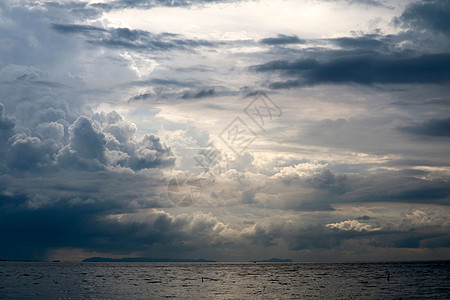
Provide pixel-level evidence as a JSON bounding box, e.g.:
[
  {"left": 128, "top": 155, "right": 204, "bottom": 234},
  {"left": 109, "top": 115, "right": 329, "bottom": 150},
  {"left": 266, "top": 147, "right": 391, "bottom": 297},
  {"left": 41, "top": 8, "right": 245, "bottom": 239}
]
[
  {"left": 252, "top": 258, "right": 293, "bottom": 263},
  {"left": 0, "top": 259, "right": 37, "bottom": 262},
  {"left": 82, "top": 257, "right": 216, "bottom": 263},
  {"left": 251, "top": 258, "right": 293, "bottom": 263}
]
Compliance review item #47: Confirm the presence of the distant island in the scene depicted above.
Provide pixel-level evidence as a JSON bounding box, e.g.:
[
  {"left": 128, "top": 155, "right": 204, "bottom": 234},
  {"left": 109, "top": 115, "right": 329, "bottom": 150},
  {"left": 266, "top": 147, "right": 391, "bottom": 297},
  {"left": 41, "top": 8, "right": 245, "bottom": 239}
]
[
  {"left": 82, "top": 257, "right": 292, "bottom": 263},
  {"left": 251, "top": 258, "right": 293, "bottom": 263},
  {"left": 82, "top": 257, "right": 216, "bottom": 262},
  {"left": 0, "top": 259, "right": 37, "bottom": 262}
]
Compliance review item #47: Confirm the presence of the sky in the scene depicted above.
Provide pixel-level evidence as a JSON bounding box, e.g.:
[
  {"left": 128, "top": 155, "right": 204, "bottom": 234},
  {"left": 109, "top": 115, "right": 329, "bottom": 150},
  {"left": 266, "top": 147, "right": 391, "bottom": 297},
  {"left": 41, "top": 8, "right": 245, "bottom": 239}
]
[{"left": 0, "top": 0, "right": 449, "bottom": 262}]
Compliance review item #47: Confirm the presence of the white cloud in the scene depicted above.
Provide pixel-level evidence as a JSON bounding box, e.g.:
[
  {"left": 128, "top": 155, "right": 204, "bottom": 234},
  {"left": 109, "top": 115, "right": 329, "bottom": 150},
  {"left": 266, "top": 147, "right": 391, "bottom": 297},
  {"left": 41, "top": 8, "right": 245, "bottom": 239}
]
[
  {"left": 326, "top": 220, "right": 381, "bottom": 232},
  {"left": 102, "top": 0, "right": 401, "bottom": 40}
]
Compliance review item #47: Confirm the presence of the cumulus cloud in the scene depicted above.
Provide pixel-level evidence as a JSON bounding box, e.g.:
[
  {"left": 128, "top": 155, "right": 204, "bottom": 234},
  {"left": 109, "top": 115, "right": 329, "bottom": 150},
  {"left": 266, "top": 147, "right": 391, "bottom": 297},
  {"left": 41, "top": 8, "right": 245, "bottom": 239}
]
[
  {"left": 7, "top": 134, "right": 59, "bottom": 170},
  {"left": 55, "top": 113, "right": 175, "bottom": 171},
  {"left": 326, "top": 220, "right": 381, "bottom": 232},
  {"left": 36, "top": 122, "right": 65, "bottom": 141},
  {"left": 69, "top": 116, "right": 107, "bottom": 161},
  {"left": 0, "top": 55, "right": 176, "bottom": 261},
  {"left": 1, "top": 103, "right": 175, "bottom": 173}
]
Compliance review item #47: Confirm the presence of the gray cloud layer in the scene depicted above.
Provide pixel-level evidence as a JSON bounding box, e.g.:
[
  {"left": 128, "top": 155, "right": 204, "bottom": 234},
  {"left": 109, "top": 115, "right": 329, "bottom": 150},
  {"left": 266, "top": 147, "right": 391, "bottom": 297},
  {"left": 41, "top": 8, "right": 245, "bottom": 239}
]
[
  {"left": 52, "top": 23, "right": 216, "bottom": 51},
  {"left": 252, "top": 1, "right": 450, "bottom": 89},
  {"left": 252, "top": 51, "right": 450, "bottom": 88}
]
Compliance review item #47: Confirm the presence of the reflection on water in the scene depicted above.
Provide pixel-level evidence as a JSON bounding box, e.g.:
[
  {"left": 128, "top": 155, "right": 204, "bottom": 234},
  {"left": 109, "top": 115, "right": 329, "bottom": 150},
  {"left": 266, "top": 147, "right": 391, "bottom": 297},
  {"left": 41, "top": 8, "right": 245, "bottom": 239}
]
[{"left": 0, "top": 261, "right": 449, "bottom": 299}]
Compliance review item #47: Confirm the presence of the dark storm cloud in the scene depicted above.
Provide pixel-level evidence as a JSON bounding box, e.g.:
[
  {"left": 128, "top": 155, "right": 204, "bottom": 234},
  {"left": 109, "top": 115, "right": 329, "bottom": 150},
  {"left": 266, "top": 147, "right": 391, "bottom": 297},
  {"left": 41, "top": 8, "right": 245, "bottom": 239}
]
[
  {"left": 52, "top": 23, "right": 216, "bottom": 51},
  {"left": 0, "top": 194, "right": 235, "bottom": 260},
  {"left": 394, "top": 0, "right": 450, "bottom": 36},
  {"left": 0, "top": 185, "right": 159, "bottom": 259},
  {"left": 398, "top": 118, "right": 450, "bottom": 137},
  {"left": 260, "top": 34, "right": 306, "bottom": 45},
  {"left": 251, "top": 53, "right": 450, "bottom": 88}
]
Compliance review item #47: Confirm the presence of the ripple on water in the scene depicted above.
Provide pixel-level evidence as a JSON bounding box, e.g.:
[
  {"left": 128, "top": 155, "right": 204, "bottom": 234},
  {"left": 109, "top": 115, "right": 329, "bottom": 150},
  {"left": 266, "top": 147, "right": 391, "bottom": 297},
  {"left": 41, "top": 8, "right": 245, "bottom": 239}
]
[{"left": 0, "top": 262, "right": 449, "bottom": 299}]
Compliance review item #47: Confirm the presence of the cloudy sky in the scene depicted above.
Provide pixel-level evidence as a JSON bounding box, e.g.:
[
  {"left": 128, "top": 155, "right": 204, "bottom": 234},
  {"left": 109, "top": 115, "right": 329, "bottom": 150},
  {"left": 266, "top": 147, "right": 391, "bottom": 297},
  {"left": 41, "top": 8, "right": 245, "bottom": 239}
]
[{"left": 0, "top": 0, "right": 449, "bottom": 262}]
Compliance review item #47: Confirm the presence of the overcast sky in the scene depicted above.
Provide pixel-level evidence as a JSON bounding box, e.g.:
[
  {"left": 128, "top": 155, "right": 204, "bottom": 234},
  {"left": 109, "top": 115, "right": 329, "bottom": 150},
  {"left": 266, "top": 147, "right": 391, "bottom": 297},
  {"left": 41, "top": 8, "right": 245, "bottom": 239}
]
[{"left": 0, "top": 0, "right": 449, "bottom": 262}]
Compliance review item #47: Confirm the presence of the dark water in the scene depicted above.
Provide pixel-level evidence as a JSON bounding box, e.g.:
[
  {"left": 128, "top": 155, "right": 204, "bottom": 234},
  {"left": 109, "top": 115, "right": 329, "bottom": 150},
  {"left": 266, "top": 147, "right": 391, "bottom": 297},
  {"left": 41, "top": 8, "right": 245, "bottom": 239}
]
[{"left": 0, "top": 261, "right": 449, "bottom": 299}]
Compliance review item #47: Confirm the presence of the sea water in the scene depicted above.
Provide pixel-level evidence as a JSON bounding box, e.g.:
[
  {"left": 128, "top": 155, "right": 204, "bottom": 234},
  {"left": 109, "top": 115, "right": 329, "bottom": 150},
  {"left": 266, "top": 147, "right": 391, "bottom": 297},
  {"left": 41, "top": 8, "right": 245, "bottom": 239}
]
[{"left": 0, "top": 261, "right": 449, "bottom": 299}]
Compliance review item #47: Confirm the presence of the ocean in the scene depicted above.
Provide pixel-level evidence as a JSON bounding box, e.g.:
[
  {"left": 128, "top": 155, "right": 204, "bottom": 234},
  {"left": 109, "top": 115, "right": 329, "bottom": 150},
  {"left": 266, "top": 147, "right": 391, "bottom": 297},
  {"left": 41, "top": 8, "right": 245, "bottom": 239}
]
[{"left": 0, "top": 261, "right": 449, "bottom": 299}]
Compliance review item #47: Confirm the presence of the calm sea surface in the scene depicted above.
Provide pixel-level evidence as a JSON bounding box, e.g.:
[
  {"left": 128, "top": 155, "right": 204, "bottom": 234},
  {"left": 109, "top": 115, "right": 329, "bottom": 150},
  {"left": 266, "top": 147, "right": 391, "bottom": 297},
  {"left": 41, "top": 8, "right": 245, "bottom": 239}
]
[{"left": 0, "top": 261, "right": 449, "bottom": 299}]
